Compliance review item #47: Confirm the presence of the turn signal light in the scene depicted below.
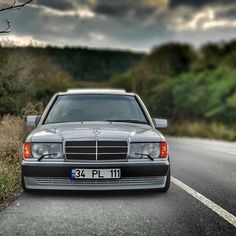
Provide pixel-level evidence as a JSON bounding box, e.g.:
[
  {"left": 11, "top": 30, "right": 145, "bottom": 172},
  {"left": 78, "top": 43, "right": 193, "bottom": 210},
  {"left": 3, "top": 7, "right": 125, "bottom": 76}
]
[
  {"left": 160, "top": 142, "right": 168, "bottom": 158},
  {"left": 23, "top": 142, "right": 31, "bottom": 158}
]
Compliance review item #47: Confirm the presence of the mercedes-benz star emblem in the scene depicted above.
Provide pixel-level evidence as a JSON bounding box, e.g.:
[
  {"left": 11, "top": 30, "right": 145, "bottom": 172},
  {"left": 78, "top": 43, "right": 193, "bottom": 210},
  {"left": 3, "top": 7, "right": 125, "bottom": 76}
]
[{"left": 93, "top": 128, "right": 101, "bottom": 136}]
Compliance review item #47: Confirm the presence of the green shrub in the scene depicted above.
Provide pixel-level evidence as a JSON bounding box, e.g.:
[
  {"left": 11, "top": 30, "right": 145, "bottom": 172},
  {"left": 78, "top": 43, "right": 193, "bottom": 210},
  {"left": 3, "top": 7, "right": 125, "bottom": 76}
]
[{"left": 164, "top": 121, "right": 236, "bottom": 141}]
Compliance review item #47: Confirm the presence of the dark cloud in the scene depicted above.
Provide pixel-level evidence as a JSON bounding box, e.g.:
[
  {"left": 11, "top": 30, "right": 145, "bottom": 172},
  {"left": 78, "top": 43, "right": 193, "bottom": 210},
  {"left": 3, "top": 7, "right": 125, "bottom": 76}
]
[
  {"left": 173, "top": 26, "right": 236, "bottom": 47},
  {"left": 92, "top": 0, "right": 157, "bottom": 19},
  {"left": 170, "top": 0, "right": 233, "bottom": 8},
  {"left": 36, "top": 0, "right": 74, "bottom": 11},
  {"left": 217, "top": 7, "right": 236, "bottom": 19}
]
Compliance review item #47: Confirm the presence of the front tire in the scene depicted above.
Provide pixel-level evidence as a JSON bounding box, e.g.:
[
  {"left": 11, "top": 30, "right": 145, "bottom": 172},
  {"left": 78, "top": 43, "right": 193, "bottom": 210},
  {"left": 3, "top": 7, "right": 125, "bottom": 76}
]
[
  {"left": 21, "top": 172, "right": 32, "bottom": 192},
  {"left": 158, "top": 167, "right": 170, "bottom": 192}
]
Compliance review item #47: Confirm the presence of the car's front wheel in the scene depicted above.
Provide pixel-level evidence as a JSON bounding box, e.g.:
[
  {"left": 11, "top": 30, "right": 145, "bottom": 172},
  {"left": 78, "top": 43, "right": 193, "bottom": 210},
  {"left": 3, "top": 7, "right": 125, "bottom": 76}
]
[
  {"left": 21, "top": 172, "right": 32, "bottom": 192},
  {"left": 158, "top": 167, "right": 170, "bottom": 192}
]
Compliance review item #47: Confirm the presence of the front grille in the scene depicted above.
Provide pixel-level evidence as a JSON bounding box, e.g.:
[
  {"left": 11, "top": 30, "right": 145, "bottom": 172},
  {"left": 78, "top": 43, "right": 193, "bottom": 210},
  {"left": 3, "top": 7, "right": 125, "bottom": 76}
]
[{"left": 65, "top": 140, "right": 128, "bottom": 161}]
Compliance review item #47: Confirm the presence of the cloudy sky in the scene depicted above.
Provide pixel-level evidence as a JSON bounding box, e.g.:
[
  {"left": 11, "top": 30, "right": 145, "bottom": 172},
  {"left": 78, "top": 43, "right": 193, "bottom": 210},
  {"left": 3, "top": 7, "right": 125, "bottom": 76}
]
[{"left": 0, "top": 0, "right": 236, "bottom": 50}]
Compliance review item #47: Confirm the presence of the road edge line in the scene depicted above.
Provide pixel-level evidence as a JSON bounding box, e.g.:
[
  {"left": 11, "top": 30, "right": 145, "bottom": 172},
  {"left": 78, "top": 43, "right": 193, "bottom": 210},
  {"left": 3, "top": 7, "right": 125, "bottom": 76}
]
[{"left": 171, "top": 176, "right": 236, "bottom": 228}]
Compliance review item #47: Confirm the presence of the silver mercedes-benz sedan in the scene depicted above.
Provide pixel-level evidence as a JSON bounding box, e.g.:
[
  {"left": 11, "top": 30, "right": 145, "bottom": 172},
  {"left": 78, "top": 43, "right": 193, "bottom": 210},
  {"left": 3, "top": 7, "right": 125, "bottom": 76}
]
[{"left": 22, "top": 89, "right": 170, "bottom": 192}]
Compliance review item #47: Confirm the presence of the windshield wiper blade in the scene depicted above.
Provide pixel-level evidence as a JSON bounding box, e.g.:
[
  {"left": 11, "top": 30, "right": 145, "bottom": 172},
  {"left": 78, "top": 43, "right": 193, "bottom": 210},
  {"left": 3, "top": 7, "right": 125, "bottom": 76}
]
[
  {"left": 38, "top": 153, "right": 58, "bottom": 162},
  {"left": 135, "top": 153, "right": 154, "bottom": 161},
  {"left": 106, "top": 119, "right": 148, "bottom": 124}
]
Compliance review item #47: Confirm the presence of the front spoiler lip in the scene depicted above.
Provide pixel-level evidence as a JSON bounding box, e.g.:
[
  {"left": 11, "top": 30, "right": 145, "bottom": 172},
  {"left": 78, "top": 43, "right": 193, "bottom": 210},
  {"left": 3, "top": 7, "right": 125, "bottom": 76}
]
[
  {"left": 22, "top": 160, "right": 170, "bottom": 178},
  {"left": 23, "top": 176, "right": 167, "bottom": 190}
]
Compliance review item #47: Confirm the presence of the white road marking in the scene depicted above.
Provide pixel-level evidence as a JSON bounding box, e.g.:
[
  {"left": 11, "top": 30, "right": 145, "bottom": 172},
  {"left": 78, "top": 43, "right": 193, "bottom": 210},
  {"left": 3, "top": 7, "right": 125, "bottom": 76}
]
[{"left": 171, "top": 176, "right": 236, "bottom": 228}]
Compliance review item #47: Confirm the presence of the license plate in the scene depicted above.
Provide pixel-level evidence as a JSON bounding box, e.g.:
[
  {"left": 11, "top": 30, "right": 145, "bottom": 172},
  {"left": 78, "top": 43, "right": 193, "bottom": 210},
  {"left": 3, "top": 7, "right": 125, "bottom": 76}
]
[{"left": 71, "top": 168, "right": 121, "bottom": 179}]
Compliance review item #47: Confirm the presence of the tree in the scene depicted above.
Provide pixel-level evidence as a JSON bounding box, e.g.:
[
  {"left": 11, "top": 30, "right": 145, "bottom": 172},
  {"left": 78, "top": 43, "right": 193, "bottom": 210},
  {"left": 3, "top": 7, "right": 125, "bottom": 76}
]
[
  {"left": 200, "top": 43, "right": 224, "bottom": 69},
  {"left": 0, "top": 0, "right": 32, "bottom": 33},
  {"left": 0, "top": 49, "right": 74, "bottom": 115},
  {"left": 146, "top": 43, "right": 198, "bottom": 76}
]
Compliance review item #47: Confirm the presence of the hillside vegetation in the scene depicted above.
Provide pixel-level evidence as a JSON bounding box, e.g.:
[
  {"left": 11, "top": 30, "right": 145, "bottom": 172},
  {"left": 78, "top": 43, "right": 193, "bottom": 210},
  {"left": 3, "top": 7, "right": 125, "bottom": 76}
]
[
  {"left": 109, "top": 41, "right": 236, "bottom": 140},
  {"left": 0, "top": 46, "right": 142, "bottom": 115},
  {"left": 0, "top": 41, "right": 236, "bottom": 139},
  {"left": 109, "top": 42, "right": 236, "bottom": 126}
]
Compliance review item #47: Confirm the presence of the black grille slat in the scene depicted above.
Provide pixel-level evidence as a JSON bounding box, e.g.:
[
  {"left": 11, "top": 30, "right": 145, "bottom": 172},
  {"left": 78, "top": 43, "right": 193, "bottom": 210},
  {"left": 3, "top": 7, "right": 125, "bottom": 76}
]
[
  {"left": 98, "top": 147, "right": 127, "bottom": 153},
  {"left": 66, "top": 141, "right": 96, "bottom": 146},
  {"left": 97, "top": 154, "right": 127, "bottom": 160},
  {"left": 97, "top": 141, "right": 127, "bottom": 146},
  {"left": 66, "top": 154, "right": 95, "bottom": 160},
  {"left": 66, "top": 147, "right": 96, "bottom": 154},
  {"left": 65, "top": 140, "right": 128, "bottom": 161}
]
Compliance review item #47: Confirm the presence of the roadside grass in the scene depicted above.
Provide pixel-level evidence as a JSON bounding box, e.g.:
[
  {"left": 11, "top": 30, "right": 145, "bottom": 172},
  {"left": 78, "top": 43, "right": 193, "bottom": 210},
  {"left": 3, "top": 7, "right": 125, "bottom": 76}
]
[
  {"left": 164, "top": 121, "right": 236, "bottom": 141},
  {"left": 0, "top": 160, "right": 21, "bottom": 210},
  {"left": 0, "top": 115, "right": 24, "bottom": 211}
]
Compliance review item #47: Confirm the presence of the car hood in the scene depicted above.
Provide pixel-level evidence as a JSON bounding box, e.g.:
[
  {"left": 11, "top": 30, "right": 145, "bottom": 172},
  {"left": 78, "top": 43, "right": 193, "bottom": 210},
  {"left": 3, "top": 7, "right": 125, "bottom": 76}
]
[{"left": 28, "top": 122, "right": 165, "bottom": 143}]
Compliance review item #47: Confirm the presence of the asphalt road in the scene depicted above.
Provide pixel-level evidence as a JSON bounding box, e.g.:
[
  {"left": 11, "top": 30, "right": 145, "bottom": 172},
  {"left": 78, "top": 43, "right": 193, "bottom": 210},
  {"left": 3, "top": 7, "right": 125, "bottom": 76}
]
[{"left": 0, "top": 137, "right": 235, "bottom": 236}]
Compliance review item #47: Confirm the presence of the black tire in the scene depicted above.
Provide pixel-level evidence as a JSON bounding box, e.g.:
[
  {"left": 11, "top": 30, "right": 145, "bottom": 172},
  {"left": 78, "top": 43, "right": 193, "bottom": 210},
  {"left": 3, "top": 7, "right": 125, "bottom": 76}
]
[
  {"left": 21, "top": 172, "right": 32, "bottom": 193},
  {"left": 158, "top": 167, "right": 170, "bottom": 193}
]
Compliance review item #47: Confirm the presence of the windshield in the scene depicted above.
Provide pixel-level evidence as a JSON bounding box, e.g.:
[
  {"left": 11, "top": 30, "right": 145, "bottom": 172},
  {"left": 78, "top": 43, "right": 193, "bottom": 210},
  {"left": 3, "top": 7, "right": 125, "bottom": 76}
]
[{"left": 44, "top": 94, "right": 148, "bottom": 124}]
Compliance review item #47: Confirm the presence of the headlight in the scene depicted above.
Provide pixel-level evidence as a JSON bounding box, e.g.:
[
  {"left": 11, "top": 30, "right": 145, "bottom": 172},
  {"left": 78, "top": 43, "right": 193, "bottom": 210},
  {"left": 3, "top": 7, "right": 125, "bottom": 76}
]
[
  {"left": 129, "top": 143, "right": 160, "bottom": 159},
  {"left": 31, "top": 143, "right": 63, "bottom": 159}
]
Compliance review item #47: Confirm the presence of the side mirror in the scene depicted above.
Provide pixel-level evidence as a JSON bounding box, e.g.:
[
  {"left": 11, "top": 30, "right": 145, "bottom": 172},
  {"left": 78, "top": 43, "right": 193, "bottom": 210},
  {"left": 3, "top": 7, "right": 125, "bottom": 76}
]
[
  {"left": 153, "top": 118, "right": 168, "bottom": 129},
  {"left": 26, "top": 115, "right": 41, "bottom": 128}
]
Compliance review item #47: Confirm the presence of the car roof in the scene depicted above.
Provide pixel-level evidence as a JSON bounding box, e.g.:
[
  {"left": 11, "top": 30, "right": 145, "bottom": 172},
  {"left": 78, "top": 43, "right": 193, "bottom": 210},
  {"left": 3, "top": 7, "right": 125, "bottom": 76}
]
[{"left": 58, "top": 89, "right": 135, "bottom": 96}]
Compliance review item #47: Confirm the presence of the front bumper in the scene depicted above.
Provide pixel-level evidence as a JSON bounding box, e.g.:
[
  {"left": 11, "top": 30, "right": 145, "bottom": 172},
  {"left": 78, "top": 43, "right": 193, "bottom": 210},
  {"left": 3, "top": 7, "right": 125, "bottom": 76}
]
[{"left": 22, "top": 160, "right": 170, "bottom": 190}]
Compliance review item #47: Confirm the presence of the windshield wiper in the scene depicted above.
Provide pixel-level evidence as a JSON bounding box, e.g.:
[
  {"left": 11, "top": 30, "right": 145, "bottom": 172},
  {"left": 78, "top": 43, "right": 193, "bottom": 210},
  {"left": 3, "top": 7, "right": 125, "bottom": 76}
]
[
  {"left": 135, "top": 153, "right": 154, "bottom": 161},
  {"left": 106, "top": 119, "right": 148, "bottom": 124},
  {"left": 38, "top": 153, "right": 58, "bottom": 162}
]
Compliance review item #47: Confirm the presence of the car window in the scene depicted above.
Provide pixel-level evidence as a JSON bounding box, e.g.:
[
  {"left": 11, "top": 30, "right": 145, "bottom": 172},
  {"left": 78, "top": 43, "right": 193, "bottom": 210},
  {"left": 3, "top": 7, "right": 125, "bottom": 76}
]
[{"left": 44, "top": 95, "right": 148, "bottom": 124}]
